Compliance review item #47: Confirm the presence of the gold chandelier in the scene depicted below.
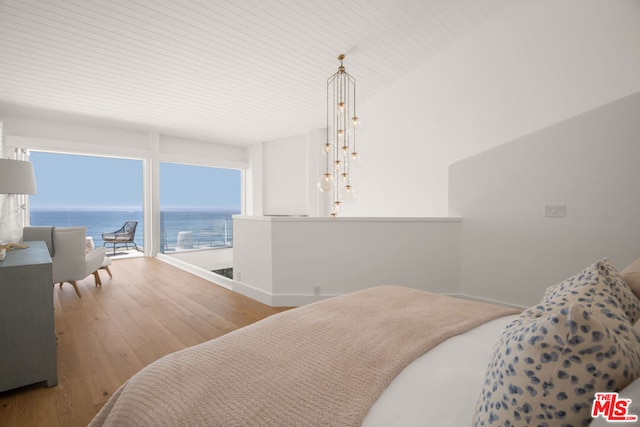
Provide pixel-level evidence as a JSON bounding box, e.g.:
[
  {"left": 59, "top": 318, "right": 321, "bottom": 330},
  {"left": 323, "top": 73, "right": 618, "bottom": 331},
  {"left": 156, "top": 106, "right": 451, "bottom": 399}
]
[{"left": 318, "top": 54, "right": 361, "bottom": 217}]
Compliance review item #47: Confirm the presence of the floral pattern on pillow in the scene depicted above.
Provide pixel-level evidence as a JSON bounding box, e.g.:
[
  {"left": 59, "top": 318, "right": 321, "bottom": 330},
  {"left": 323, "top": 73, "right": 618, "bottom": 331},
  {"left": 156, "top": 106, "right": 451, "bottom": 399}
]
[
  {"left": 474, "top": 303, "right": 640, "bottom": 426},
  {"left": 474, "top": 261, "right": 640, "bottom": 427},
  {"left": 543, "top": 259, "right": 640, "bottom": 324}
]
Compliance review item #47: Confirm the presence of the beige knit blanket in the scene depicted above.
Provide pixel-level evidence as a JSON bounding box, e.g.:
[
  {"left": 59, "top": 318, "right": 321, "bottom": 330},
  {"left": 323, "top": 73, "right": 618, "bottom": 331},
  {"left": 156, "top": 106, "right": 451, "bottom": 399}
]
[{"left": 90, "top": 286, "right": 519, "bottom": 427}]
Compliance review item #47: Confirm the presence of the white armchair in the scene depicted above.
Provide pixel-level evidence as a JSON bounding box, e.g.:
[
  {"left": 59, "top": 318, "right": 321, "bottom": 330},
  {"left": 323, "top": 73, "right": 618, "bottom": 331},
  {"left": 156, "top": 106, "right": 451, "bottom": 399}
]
[{"left": 52, "top": 226, "right": 106, "bottom": 297}]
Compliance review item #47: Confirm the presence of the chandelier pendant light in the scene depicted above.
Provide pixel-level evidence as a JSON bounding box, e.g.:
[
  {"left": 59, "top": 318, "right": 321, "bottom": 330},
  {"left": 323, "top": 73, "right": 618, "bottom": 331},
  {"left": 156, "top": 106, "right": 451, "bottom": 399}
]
[{"left": 319, "top": 54, "right": 361, "bottom": 217}]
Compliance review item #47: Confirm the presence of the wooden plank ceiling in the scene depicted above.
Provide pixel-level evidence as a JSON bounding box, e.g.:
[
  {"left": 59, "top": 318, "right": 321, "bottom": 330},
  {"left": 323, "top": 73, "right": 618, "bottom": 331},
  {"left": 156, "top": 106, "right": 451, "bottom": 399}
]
[{"left": 0, "top": 0, "right": 512, "bottom": 146}]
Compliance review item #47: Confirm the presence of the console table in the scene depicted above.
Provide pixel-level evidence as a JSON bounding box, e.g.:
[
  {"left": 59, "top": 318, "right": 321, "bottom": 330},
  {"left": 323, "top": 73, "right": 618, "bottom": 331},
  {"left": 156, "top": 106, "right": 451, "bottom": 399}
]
[{"left": 0, "top": 241, "right": 57, "bottom": 392}]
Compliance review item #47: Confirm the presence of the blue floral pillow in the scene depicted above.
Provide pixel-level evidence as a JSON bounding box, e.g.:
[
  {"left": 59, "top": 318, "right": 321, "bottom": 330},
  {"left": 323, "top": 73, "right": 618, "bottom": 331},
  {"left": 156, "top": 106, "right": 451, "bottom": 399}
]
[{"left": 474, "top": 262, "right": 640, "bottom": 427}]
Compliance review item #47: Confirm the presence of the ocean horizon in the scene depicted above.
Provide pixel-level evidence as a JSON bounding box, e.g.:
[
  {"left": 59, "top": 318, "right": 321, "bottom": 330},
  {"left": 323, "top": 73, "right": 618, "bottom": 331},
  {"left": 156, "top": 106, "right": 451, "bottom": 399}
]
[{"left": 30, "top": 208, "right": 239, "bottom": 250}]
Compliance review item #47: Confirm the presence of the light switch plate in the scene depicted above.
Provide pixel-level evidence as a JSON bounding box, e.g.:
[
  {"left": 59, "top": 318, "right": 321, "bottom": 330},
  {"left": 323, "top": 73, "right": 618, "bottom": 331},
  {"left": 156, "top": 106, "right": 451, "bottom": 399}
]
[{"left": 544, "top": 204, "right": 566, "bottom": 217}]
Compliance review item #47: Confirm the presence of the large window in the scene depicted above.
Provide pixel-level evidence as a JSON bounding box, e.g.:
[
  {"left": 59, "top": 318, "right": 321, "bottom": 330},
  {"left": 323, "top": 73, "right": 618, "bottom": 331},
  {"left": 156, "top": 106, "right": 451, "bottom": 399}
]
[
  {"left": 159, "top": 163, "right": 241, "bottom": 253},
  {"left": 29, "top": 152, "right": 144, "bottom": 250},
  {"left": 27, "top": 153, "right": 241, "bottom": 257}
]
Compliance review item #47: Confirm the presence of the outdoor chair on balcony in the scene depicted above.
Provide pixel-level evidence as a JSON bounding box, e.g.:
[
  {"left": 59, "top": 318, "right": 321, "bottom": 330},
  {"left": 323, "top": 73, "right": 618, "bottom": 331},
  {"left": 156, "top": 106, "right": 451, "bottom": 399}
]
[{"left": 102, "top": 220, "right": 140, "bottom": 255}]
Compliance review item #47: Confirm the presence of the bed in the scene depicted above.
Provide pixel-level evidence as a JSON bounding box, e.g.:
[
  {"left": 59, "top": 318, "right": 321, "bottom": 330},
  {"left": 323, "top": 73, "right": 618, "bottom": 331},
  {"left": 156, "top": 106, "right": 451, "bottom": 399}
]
[{"left": 90, "top": 258, "right": 640, "bottom": 427}]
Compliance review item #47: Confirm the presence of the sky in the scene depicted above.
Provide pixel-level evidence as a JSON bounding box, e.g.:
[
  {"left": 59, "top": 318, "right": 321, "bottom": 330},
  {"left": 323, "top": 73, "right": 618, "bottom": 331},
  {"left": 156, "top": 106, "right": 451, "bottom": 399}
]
[{"left": 29, "top": 151, "right": 241, "bottom": 211}]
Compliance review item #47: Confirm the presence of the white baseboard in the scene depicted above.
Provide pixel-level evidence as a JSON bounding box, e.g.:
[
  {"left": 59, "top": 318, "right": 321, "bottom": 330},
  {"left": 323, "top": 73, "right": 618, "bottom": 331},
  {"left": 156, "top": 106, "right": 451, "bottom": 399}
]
[
  {"left": 156, "top": 253, "right": 232, "bottom": 289},
  {"left": 156, "top": 254, "right": 341, "bottom": 306},
  {"left": 156, "top": 254, "right": 316, "bottom": 306},
  {"left": 155, "top": 255, "right": 527, "bottom": 309}
]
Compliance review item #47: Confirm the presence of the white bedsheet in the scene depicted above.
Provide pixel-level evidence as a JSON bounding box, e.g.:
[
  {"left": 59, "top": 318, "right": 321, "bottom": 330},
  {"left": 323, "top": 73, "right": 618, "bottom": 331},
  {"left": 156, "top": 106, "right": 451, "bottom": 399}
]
[{"left": 363, "top": 314, "right": 518, "bottom": 427}]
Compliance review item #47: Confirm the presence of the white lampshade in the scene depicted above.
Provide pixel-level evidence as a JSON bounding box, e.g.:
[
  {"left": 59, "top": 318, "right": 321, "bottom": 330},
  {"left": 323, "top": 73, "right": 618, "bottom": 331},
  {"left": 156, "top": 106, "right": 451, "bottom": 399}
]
[{"left": 0, "top": 159, "right": 37, "bottom": 194}]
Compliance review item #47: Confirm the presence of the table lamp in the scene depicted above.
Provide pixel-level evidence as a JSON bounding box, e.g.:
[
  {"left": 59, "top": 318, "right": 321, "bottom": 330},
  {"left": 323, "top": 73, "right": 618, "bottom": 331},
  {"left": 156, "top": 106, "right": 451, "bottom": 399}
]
[{"left": 0, "top": 158, "right": 37, "bottom": 245}]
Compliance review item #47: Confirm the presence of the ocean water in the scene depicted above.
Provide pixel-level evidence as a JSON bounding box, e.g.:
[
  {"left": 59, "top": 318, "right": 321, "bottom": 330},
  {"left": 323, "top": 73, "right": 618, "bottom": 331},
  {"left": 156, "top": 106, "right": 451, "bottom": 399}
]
[{"left": 30, "top": 209, "right": 238, "bottom": 251}]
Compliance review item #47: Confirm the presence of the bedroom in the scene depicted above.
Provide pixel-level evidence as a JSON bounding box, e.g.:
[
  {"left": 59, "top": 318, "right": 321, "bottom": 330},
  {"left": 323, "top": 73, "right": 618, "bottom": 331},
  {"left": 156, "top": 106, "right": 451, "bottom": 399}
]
[{"left": 1, "top": 0, "right": 639, "bottom": 425}]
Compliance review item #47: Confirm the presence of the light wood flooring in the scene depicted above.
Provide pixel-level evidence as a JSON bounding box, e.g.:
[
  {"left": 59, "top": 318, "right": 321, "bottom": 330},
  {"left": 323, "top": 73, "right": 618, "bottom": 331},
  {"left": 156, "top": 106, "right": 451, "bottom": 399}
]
[{"left": 0, "top": 257, "right": 290, "bottom": 427}]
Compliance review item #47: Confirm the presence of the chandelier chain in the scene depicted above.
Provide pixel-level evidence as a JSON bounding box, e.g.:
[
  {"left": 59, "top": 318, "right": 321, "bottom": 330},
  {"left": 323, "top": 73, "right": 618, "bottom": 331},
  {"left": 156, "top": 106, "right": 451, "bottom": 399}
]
[{"left": 318, "top": 54, "right": 361, "bottom": 216}]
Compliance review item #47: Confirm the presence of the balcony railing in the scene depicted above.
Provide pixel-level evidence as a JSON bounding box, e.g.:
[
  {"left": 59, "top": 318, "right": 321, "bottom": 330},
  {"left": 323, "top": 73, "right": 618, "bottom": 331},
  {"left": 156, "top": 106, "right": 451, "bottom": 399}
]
[{"left": 160, "top": 211, "right": 236, "bottom": 253}]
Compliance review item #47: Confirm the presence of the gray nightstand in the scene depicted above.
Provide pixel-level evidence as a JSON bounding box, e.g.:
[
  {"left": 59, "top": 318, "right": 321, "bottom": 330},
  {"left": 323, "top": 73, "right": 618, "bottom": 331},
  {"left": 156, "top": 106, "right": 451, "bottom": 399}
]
[{"left": 0, "top": 240, "right": 57, "bottom": 392}]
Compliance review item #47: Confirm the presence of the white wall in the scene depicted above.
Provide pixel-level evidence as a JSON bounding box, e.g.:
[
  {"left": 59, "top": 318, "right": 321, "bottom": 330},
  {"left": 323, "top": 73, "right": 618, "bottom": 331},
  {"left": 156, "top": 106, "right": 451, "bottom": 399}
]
[
  {"left": 4, "top": 114, "right": 151, "bottom": 159},
  {"left": 250, "top": 128, "right": 326, "bottom": 217},
  {"left": 346, "top": 0, "right": 640, "bottom": 217},
  {"left": 450, "top": 91, "right": 640, "bottom": 307},
  {"left": 233, "top": 216, "right": 460, "bottom": 306},
  {"left": 262, "top": 134, "right": 309, "bottom": 216},
  {"left": 2, "top": 113, "right": 247, "bottom": 167},
  {"left": 229, "top": 217, "right": 274, "bottom": 299},
  {"left": 159, "top": 135, "right": 247, "bottom": 168}
]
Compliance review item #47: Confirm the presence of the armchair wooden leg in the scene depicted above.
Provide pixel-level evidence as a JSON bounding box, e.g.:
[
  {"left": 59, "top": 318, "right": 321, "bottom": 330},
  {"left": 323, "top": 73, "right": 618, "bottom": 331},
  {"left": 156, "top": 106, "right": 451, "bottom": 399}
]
[
  {"left": 59, "top": 281, "right": 82, "bottom": 297},
  {"left": 70, "top": 281, "right": 81, "bottom": 297},
  {"left": 93, "top": 271, "right": 102, "bottom": 287},
  {"left": 101, "top": 265, "right": 112, "bottom": 278}
]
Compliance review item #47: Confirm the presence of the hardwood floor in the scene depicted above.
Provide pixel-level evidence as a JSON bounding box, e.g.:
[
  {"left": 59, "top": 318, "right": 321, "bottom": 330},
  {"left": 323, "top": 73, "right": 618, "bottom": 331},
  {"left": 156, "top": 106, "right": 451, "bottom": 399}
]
[{"left": 0, "top": 257, "right": 290, "bottom": 427}]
